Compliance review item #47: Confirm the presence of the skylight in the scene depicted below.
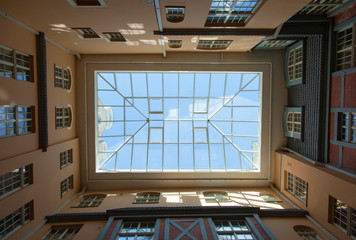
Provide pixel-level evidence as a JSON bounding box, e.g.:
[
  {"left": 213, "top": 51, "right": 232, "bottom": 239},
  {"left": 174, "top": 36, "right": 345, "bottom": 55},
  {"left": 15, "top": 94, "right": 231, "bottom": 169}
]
[{"left": 96, "top": 71, "right": 261, "bottom": 172}]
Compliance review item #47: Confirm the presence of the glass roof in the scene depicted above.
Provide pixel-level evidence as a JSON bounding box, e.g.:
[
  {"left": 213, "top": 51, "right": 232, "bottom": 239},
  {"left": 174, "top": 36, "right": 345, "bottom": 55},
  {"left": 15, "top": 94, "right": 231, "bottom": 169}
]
[{"left": 96, "top": 71, "right": 261, "bottom": 172}]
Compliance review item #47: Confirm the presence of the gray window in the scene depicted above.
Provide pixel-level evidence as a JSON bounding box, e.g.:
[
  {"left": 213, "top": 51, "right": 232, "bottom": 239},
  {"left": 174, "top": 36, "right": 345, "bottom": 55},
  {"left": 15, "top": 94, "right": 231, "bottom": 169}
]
[
  {"left": 330, "top": 196, "right": 356, "bottom": 237},
  {"left": 56, "top": 107, "right": 71, "bottom": 129},
  {"left": 0, "top": 105, "right": 33, "bottom": 137},
  {"left": 0, "top": 165, "right": 32, "bottom": 198},
  {"left": 134, "top": 192, "right": 160, "bottom": 204},
  {"left": 283, "top": 107, "right": 303, "bottom": 140},
  {"left": 43, "top": 225, "right": 82, "bottom": 240},
  {"left": 214, "top": 220, "right": 256, "bottom": 239},
  {"left": 55, "top": 65, "right": 70, "bottom": 89},
  {"left": 0, "top": 45, "right": 32, "bottom": 81},
  {"left": 286, "top": 172, "right": 308, "bottom": 204},
  {"left": 75, "top": 194, "right": 106, "bottom": 207},
  {"left": 117, "top": 221, "right": 155, "bottom": 239},
  {"left": 293, "top": 225, "right": 321, "bottom": 240},
  {"left": 339, "top": 112, "right": 356, "bottom": 143},
  {"left": 204, "top": 192, "right": 230, "bottom": 202},
  {"left": 336, "top": 24, "right": 355, "bottom": 71},
  {"left": 60, "top": 149, "right": 73, "bottom": 168},
  {"left": 285, "top": 41, "right": 303, "bottom": 87},
  {"left": 61, "top": 175, "right": 73, "bottom": 197},
  {"left": 0, "top": 201, "right": 32, "bottom": 239}
]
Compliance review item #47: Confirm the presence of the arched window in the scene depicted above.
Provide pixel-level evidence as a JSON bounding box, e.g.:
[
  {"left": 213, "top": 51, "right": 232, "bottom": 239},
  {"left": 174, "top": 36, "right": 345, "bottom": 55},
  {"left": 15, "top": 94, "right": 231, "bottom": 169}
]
[
  {"left": 259, "top": 193, "right": 281, "bottom": 202},
  {"left": 56, "top": 106, "right": 72, "bottom": 129},
  {"left": 55, "top": 65, "right": 71, "bottom": 90},
  {"left": 293, "top": 225, "right": 321, "bottom": 240},
  {"left": 134, "top": 192, "right": 160, "bottom": 204}
]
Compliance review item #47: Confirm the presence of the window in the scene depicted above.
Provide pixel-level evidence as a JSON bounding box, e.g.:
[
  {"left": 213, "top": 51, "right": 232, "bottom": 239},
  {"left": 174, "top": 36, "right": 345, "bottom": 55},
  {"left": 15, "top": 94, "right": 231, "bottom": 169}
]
[
  {"left": 56, "top": 107, "right": 72, "bottom": 129},
  {"left": 60, "top": 149, "right": 73, "bottom": 168},
  {"left": 283, "top": 107, "right": 303, "bottom": 140},
  {"left": 213, "top": 220, "right": 255, "bottom": 239},
  {"left": 293, "top": 225, "right": 321, "bottom": 240},
  {"left": 55, "top": 65, "right": 71, "bottom": 89},
  {"left": 285, "top": 41, "right": 303, "bottom": 87},
  {"left": 168, "top": 40, "right": 182, "bottom": 48},
  {"left": 72, "top": 28, "right": 100, "bottom": 39},
  {"left": 61, "top": 175, "right": 73, "bottom": 197},
  {"left": 74, "top": 194, "right": 106, "bottom": 207},
  {"left": 339, "top": 112, "right": 356, "bottom": 143},
  {"left": 298, "top": 0, "right": 346, "bottom": 15},
  {"left": 204, "top": 192, "right": 230, "bottom": 202},
  {"left": 43, "top": 225, "right": 83, "bottom": 239},
  {"left": 166, "top": 7, "right": 185, "bottom": 23},
  {"left": 336, "top": 24, "right": 355, "bottom": 71},
  {"left": 103, "top": 32, "right": 126, "bottom": 42},
  {"left": 0, "top": 105, "right": 34, "bottom": 137},
  {"left": 260, "top": 193, "right": 281, "bottom": 202},
  {"left": 286, "top": 172, "right": 308, "bottom": 204},
  {"left": 117, "top": 221, "right": 155, "bottom": 239},
  {"left": 134, "top": 192, "right": 160, "bottom": 204},
  {"left": 0, "top": 165, "right": 32, "bottom": 198},
  {"left": 330, "top": 197, "right": 356, "bottom": 237},
  {"left": 0, "top": 45, "right": 33, "bottom": 82},
  {"left": 0, "top": 201, "right": 33, "bottom": 239},
  {"left": 205, "top": 0, "right": 261, "bottom": 27},
  {"left": 197, "top": 40, "right": 232, "bottom": 50},
  {"left": 257, "top": 40, "right": 295, "bottom": 49},
  {"left": 67, "top": 0, "right": 106, "bottom": 7},
  {"left": 96, "top": 71, "right": 262, "bottom": 172}
]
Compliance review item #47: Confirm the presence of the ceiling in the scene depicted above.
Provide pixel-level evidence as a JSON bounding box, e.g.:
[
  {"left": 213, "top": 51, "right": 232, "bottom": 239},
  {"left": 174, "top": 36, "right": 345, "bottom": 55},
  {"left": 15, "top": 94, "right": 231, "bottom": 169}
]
[{"left": 0, "top": 0, "right": 310, "bottom": 54}]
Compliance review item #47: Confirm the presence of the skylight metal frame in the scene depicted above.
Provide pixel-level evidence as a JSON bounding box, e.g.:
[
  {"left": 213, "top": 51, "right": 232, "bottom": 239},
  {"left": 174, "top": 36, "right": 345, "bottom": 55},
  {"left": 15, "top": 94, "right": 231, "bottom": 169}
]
[{"left": 95, "top": 71, "right": 262, "bottom": 173}]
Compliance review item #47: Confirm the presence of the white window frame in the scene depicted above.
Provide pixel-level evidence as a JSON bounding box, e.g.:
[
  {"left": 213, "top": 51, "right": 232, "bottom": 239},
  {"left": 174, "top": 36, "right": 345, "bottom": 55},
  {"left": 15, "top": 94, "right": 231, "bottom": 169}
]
[
  {"left": 0, "top": 45, "right": 32, "bottom": 82},
  {"left": 293, "top": 225, "right": 321, "bottom": 240},
  {"left": 197, "top": 40, "right": 232, "bottom": 50},
  {"left": 134, "top": 192, "right": 160, "bottom": 204},
  {"left": 283, "top": 107, "right": 303, "bottom": 140},
  {"left": 0, "top": 201, "right": 32, "bottom": 239},
  {"left": 203, "top": 191, "right": 230, "bottom": 202},
  {"left": 213, "top": 220, "right": 256, "bottom": 240},
  {"left": 285, "top": 41, "right": 303, "bottom": 87},
  {"left": 330, "top": 196, "right": 356, "bottom": 237},
  {"left": 166, "top": 7, "right": 185, "bottom": 23},
  {"left": 74, "top": 194, "right": 106, "bottom": 207},
  {"left": 286, "top": 172, "right": 308, "bottom": 204},
  {"left": 0, "top": 105, "right": 34, "bottom": 137},
  {"left": 60, "top": 149, "right": 73, "bottom": 169},
  {"left": 117, "top": 221, "right": 155, "bottom": 239},
  {"left": 0, "top": 165, "right": 32, "bottom": 199},
  {"left": 56, "top": 107, "right": 72, "bottom": 129},
  {"left": 335, "top": 23, "right": 355, "bottom": 71},
  {"left": 42, "top": 225, "right": 83, "bottom": 240},
  {"left": 61, "top": 175, "right": 73, "bottom": 197},
  {"left": 339, "top": 112, "right": 356, "bottom": 143},
  {"left": 55, "top": 65, "right": 71, "bottom": 90}
]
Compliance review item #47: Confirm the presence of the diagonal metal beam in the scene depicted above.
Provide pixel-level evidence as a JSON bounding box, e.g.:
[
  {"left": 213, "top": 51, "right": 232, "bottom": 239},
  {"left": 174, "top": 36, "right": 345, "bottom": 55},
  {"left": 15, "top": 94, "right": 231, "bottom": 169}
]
[{"left": 209, "top": 121, "right": 258, "bottom": 169}]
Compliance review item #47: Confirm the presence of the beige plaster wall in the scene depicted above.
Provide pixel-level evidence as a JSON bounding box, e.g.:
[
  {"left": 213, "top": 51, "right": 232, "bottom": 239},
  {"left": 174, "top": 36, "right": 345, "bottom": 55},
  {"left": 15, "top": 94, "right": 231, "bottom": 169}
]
[{"left": 274, "top": 151, "right": 356, "bottom": 240}]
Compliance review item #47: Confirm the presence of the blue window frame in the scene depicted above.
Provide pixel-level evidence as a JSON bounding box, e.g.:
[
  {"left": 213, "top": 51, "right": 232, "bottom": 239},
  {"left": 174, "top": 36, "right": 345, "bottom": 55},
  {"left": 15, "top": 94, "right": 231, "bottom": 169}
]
[{"left": 285, "top": 41, "right": 304, "bottom": 88}]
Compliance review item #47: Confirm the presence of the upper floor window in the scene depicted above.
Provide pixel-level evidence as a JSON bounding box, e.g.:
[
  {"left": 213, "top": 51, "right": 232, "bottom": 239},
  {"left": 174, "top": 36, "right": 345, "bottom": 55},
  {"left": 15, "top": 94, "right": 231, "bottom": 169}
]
[
  {"left": 293, "top": 225, "right": 321, "bottom": 240},
  {"left": 330, "top": 196, "right": 356, "bottom": 237},
  {"left": 55, "top": 65, "right": 71, "bottom": 90},
  {"left": 0, "top": 165, "right": 32, "bottom": 198},
  {"left": 285, "top": 41, "right": 303, "bottom": 87},
  {"left": 103, "top": 32, "right": 126, "bottom": 42},
  {"left": 339, "top": 112, "right": 356, "bottom": 143},
  {"left": 166, "top": 7, "right": 185, "bottom": 23},
  {"left": 204, "top": 191, "right": 230, "bottom": 202},
  {"left": 72, "top": 28, "right": 100, "bottom": 39},
  {"left": 134, "top": 192, "right": 160, "bottom": 204},
  {"left": 55, "top": 107, "right": 72, "bottom": 129},
  {"left": 197, "top": 40, "right": 232, "bottom": 50},
  {"left": 286, "top": 172, "right": 308, "bottom": 204},
  {"left": 60, "top": 149, "right": 73, "bottom": 168},
  {"left": 61, "top": 175, "right": 73, "bottom": 197},
  {"left": 259, "top": 193, "right": 281, "bottom": 202},
  {"left": 283, "top": 107, "right": 303, "bottom": 140},
  {"left": 0, "top": 201, "right": 33, "bottom": 239},
  {"left": 74, "top": 194, "right": 106, "bottom": 207},
  {"left": 168, "top": 40, "right": 182, "bottom": 48},
  {"left": 43, "top": 224, "right": 83, "bottom": 239},
  {"left": 0, "top": 45, "right": 33, "bottom": 82},
  {"left": 205, "top": 0, "right": 261, "bottom": 27},
  {"left": 0, "top": 105, "right": 34, "bottom": 137},
  {"left": 213, "top": 220, "right": 256, "bottom": 239},
  {"left": 117, "top": 222, "right": 155, "bottom": 239},
  {"left": 336, "top": 24, "right": 355, "bottom": 71}
]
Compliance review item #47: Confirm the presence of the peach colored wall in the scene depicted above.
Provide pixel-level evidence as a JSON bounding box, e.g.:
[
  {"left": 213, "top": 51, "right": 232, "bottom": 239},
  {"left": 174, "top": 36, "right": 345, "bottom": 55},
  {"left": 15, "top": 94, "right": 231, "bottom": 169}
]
[
  {"left": 58, "top": 187, "right": 292, "bottom": 214},
  {"left": 30, "top": 221, "right": 106, "bottom": 240},
  {"left": 46, "top": 42, "right": 77, "bottom": 146},
  {"left": 0, "top": 16, "right": 39, "bottom": 160},
  {"left": 263, "top": 217, "right": 330, "bottom": 240},
  {"left": 275, "top": 151, "right": 356, "bottom": 240},
  {"left": 0, "top": 139, "right": 81, "bottom": 240},
  {"left": 0, "top": 15, "right": 80, "bottom": 240}
]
